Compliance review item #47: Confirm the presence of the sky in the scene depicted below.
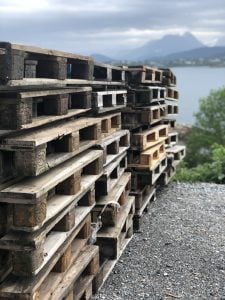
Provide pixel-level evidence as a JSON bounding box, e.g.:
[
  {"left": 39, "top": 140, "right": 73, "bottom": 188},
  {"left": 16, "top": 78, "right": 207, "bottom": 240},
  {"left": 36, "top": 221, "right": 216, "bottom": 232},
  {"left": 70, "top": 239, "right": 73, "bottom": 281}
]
[{"left": 0, "top": 0, "right": 225, "bottom": 56}]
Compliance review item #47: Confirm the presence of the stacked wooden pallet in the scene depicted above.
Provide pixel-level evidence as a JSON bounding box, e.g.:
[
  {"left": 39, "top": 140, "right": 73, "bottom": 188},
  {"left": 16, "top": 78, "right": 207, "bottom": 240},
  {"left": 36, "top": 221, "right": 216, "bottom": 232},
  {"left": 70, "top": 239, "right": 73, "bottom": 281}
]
[
  {"left": 0, "top": 42, "right": 124, "bottom": 299},
  {"left": 0, "top": 42, "right": 185, "bottom": 298},
  {"left": 89, "top": 72, "right": 134, "bottom": 293},
  {"left": 122, "top": 66, "right": 185, "bottom": 230}
]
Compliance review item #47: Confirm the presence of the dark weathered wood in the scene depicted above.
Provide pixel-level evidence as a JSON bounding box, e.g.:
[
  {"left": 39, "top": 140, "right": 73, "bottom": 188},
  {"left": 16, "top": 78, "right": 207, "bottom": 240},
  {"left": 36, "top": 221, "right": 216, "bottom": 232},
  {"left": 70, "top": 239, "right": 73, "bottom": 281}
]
[
  {"left": 0, "top": 242, "right": 99, "bottom": 300},
  {"left": 127, "top": 86, "right": 165, "bottom": 107},
  {"left": 93, "top": 172, "right": 131, "bottom": 227},
  {"left": 165, "top": 131, "right": 178, "bottom": 148},
  {"left": 0, "top": 212, "right": 92, "bottom": 279},
  {"left": 0, "top": 42, "right": 94, "bottom": 84},
  {"left": 160, "top": 68, "right": 177, "bottom": 86},
  {"left": 166, "top": 87, "right": 179, "bottom": 101},
  {"left": 126, "top": 66, "right": 163, "bottom": 84},
  {"left": 93, "top": 62, "right": 125, "bottom": 82},
  {"left": 166, "top": 145, "right": 186, "bottom": 166},
  {"left": 130, "top": 156, "right": 168, "bottom": 188},
  {"left": 96, "top": 129, "right": 129, "bottom": 166},
  {"left": 96, "top": 196, "right": 135, "bottom": 260},
  {"left": 167, "top": 102, "right": 179, "bottom": 115},
  {"left": 95, "top": 152, "right": 128, "bottom": 197},
  {"left": 122, "top": 105, "right": 167, "bottom": 130},
  {"left": 0, "top": 149, "right": 103, "bottom": 230},
  {"left": 93, "top": 231, "right": 133, "bottom": 295},
  {"left": 0, "top": 118, "right": 102, "bottom": 176}
]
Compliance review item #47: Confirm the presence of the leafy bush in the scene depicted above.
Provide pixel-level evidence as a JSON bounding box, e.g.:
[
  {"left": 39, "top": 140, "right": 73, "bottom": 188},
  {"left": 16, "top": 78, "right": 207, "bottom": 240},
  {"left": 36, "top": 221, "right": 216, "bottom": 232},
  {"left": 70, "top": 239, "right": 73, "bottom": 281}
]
[
  {"left": 185, "top": 87, "right": 225, "bottom": 167},
  {"left": 175, "top": 144, "right": 225, "bottom": 183}
]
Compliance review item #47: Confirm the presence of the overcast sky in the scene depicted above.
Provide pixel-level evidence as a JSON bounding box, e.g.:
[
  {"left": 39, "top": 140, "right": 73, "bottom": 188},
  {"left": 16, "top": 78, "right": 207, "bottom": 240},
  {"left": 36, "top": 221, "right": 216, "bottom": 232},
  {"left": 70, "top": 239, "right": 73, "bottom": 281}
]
[{"left": 0, "top": 0, "right": 225, "bottom": 55}]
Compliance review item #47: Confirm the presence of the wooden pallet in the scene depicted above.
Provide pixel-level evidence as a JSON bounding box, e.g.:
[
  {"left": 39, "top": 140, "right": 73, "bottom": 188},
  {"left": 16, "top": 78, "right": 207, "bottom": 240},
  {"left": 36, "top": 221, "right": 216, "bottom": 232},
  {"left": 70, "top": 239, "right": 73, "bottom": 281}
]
[
  {"left": 0, "top": 42, "right": 93, "bottom": 83},
  {"left": 0, "top": 87, "right": 92, "bottom": 130},
  {"left": 127, "top": 86, "right": 166, "bottom": 107},
  {"left": 131, "top": 155, "right": 168, "bottom": 188},
  {"left": 0, "top": 250, "right": 11, "bottom": 284},
  {"left": 131, "top": 124, "right": 168, "bottom": 151},
  {"left": 126, "top": 66, "right": 163, "bottom": 84},
  {"left": 130, "top": 186, "right": 156, "bottom": 231},
  {"left": 96, "top": 129, "right": 129, "bottom": 166},
  {"left": 95, "top": 152, "right": 128, "bottom": 197},
  {"left": 93, "top": 62, "right": 125, "bottom": 82},
  {"left": 98, "top": 112, "right": 121, "bottom": 138},
  {"left": 166, "top": 145, "right": 186, "bottom": 166},
  {"left": 165, "top": 131, "right": 178, "bottom": 148},
  {"left": 0, "top": 181, "right": 97, "bottom": 276},
  {"left": 92, "top": 90, "right": 127, "bottom": 113},
  {"left": 93, "top": 172, "right": 131, "bottom": 226},
  {"left": 166, "top": 87, "right": 179, "bottom": 101},
  {"left": 128, "top": 142, "right": 166, "bottom": 170},
  {"left": 0, "top": 118, "right": 102, "bottom": 176},
  {"left": 0, "top": 149, "right": 103, "bottom": 230},
  {"left": 158, "top": 165, "right": 176, "bottom": 186},
  {"left": 0, "top": 236, "right": 99, "bottom": 299},
  {"left": 96, "top": 195, "right": 134, "bottom": 260},
  {"left": 160, "top": 68, "right": 177, "bottom": 87},
  {"left": 167, "top": 103, "right": 179, "bottom": 115},
  {"left": 160, "top": 118, "right": 176, "bottom": 129},
  {"left": 122, "top": 104, "right": 167, "bottom": 130},
  {"left": 0, "top": 203, "right": 12, "bottom": 282},
  {"left": 93, "top": 226, "right": 133, "bottom": 294}
]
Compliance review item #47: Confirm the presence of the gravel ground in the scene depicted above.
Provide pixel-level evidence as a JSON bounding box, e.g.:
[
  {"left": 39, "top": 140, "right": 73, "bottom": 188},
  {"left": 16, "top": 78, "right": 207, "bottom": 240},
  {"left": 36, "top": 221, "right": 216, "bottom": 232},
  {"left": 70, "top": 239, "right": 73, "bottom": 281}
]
[{"left": 94, "top": 182, "right": 225, "bottom": 300}]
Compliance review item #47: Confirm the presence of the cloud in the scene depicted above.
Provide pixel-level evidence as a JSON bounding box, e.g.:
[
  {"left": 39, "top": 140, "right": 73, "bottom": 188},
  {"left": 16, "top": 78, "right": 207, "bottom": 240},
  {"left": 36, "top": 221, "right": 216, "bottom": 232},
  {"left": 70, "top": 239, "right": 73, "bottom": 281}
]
[{"left": 0, "top": 0, "right": 224, "bottom": 54}]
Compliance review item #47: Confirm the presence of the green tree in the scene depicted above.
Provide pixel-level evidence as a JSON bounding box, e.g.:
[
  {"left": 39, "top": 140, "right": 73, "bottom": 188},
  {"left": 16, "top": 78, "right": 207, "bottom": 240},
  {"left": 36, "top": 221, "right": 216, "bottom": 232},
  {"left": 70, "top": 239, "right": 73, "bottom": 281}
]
[{"left": 186, "top": 87, "right": 225, "bottom": 167}]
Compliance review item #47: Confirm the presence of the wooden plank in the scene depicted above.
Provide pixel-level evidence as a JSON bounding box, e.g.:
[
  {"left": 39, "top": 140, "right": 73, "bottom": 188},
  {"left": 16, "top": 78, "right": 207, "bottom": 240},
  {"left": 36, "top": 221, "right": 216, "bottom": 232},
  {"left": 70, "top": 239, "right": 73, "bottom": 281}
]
[
  {"left": 93, "top": 172, "right": 131, "bottom": 227},
  {"left": 122, "top": 104, "right": 167, "bottom": 130},
  {"left": 0, "top": 87, "right": 92, "bottom": 130},
  {"left": 96, "top": 196, "right": 135, "bottom": 260},
  {"left": 165, "top": 131, "right": 178, "bottom": 148},
  {"left": 131, "top": 124, "right": 168, "bottom": 151},
  {"left": 130, "top": 155, "right": 168, "bottom": 188},
  {"left": 96, "top": 129, "right": 129, "bottom": 166},
  {"left": 127, "top": 86, "right": 166, "bottom": 107},
  {"left": 95, "top": 152, "right": 127, "bottom": 197},
  {"left": 0, "top": 42, "right": 92, "bottom": 61},
  {"left": 128, "top": 142, "right": 166, "bottom": 170},
  {"left": 39, "top": 245, "right": 99, "bottom": 300},
  {"left": 92, "top": 90, "right": 127, "bottom": 113},
  {"left": 0, "top": 149, "right": 102, "bottom": 202},
  {"left": 166, "top": 145, "right": 186, "bottom": 166},
  {"left": 93, "top": 234, "right": 133, "bottom": 294},
  {"left": 126, "top": 66, "right": 163, "bottom": 84},
  {"left": 0, "top": 79, "right": 125, "bottom": 89},
  {"left": 0, "top": 219, "right": 93, "bottom": 298},
  {"left": 97, "top": 112, "right": 121, "bottom": 138},
  {"left": 0, "top": 117, "right": 102, "bottom": 177}
]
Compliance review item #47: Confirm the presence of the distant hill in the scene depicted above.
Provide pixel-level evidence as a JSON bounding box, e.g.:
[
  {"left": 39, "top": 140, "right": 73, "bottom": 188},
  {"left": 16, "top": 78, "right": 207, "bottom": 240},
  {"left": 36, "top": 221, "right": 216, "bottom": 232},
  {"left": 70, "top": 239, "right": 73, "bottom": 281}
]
[
  {"left": 91, "top": 53, "right": 115, "bottom": 63},
  {"left": 161, "top": 46, "right": 225, "bottom": 60},
  {"left": 121, "top": 32, "right": 204, "bottom": 60},
  {"left": 216, "top": 36, "right": 225, "bottom": 46}
]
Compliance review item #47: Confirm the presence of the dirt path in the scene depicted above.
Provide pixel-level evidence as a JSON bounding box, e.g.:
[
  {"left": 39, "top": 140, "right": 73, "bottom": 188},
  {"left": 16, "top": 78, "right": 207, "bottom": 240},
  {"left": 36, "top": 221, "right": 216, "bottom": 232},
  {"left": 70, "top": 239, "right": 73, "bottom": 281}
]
[{"left": 94, "top": 182, "right": 225, "bottom": 300}]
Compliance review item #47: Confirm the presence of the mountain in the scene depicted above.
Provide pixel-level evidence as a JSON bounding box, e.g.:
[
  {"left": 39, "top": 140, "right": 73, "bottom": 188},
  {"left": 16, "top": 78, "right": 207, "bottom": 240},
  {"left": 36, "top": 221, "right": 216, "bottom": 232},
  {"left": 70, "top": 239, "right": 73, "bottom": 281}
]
[
  {"left": 161, "top": 46, "right": 225, "bottom": 60},
  {"left": 216, "top": 36, "right": 225, "bottom": 46},
  {"left": 122, "top": 32, "right": 204, "bottom": 60},
  {"left": 91, "top": 53, "right": 115, "bottom": 63}
]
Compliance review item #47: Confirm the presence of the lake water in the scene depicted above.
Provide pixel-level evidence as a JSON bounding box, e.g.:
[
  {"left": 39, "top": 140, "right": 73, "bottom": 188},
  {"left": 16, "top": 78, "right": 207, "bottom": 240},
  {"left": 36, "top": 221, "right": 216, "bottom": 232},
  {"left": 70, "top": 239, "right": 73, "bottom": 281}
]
[{"left": 172, "top": 67, "right": 225, "bottom": 125}]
